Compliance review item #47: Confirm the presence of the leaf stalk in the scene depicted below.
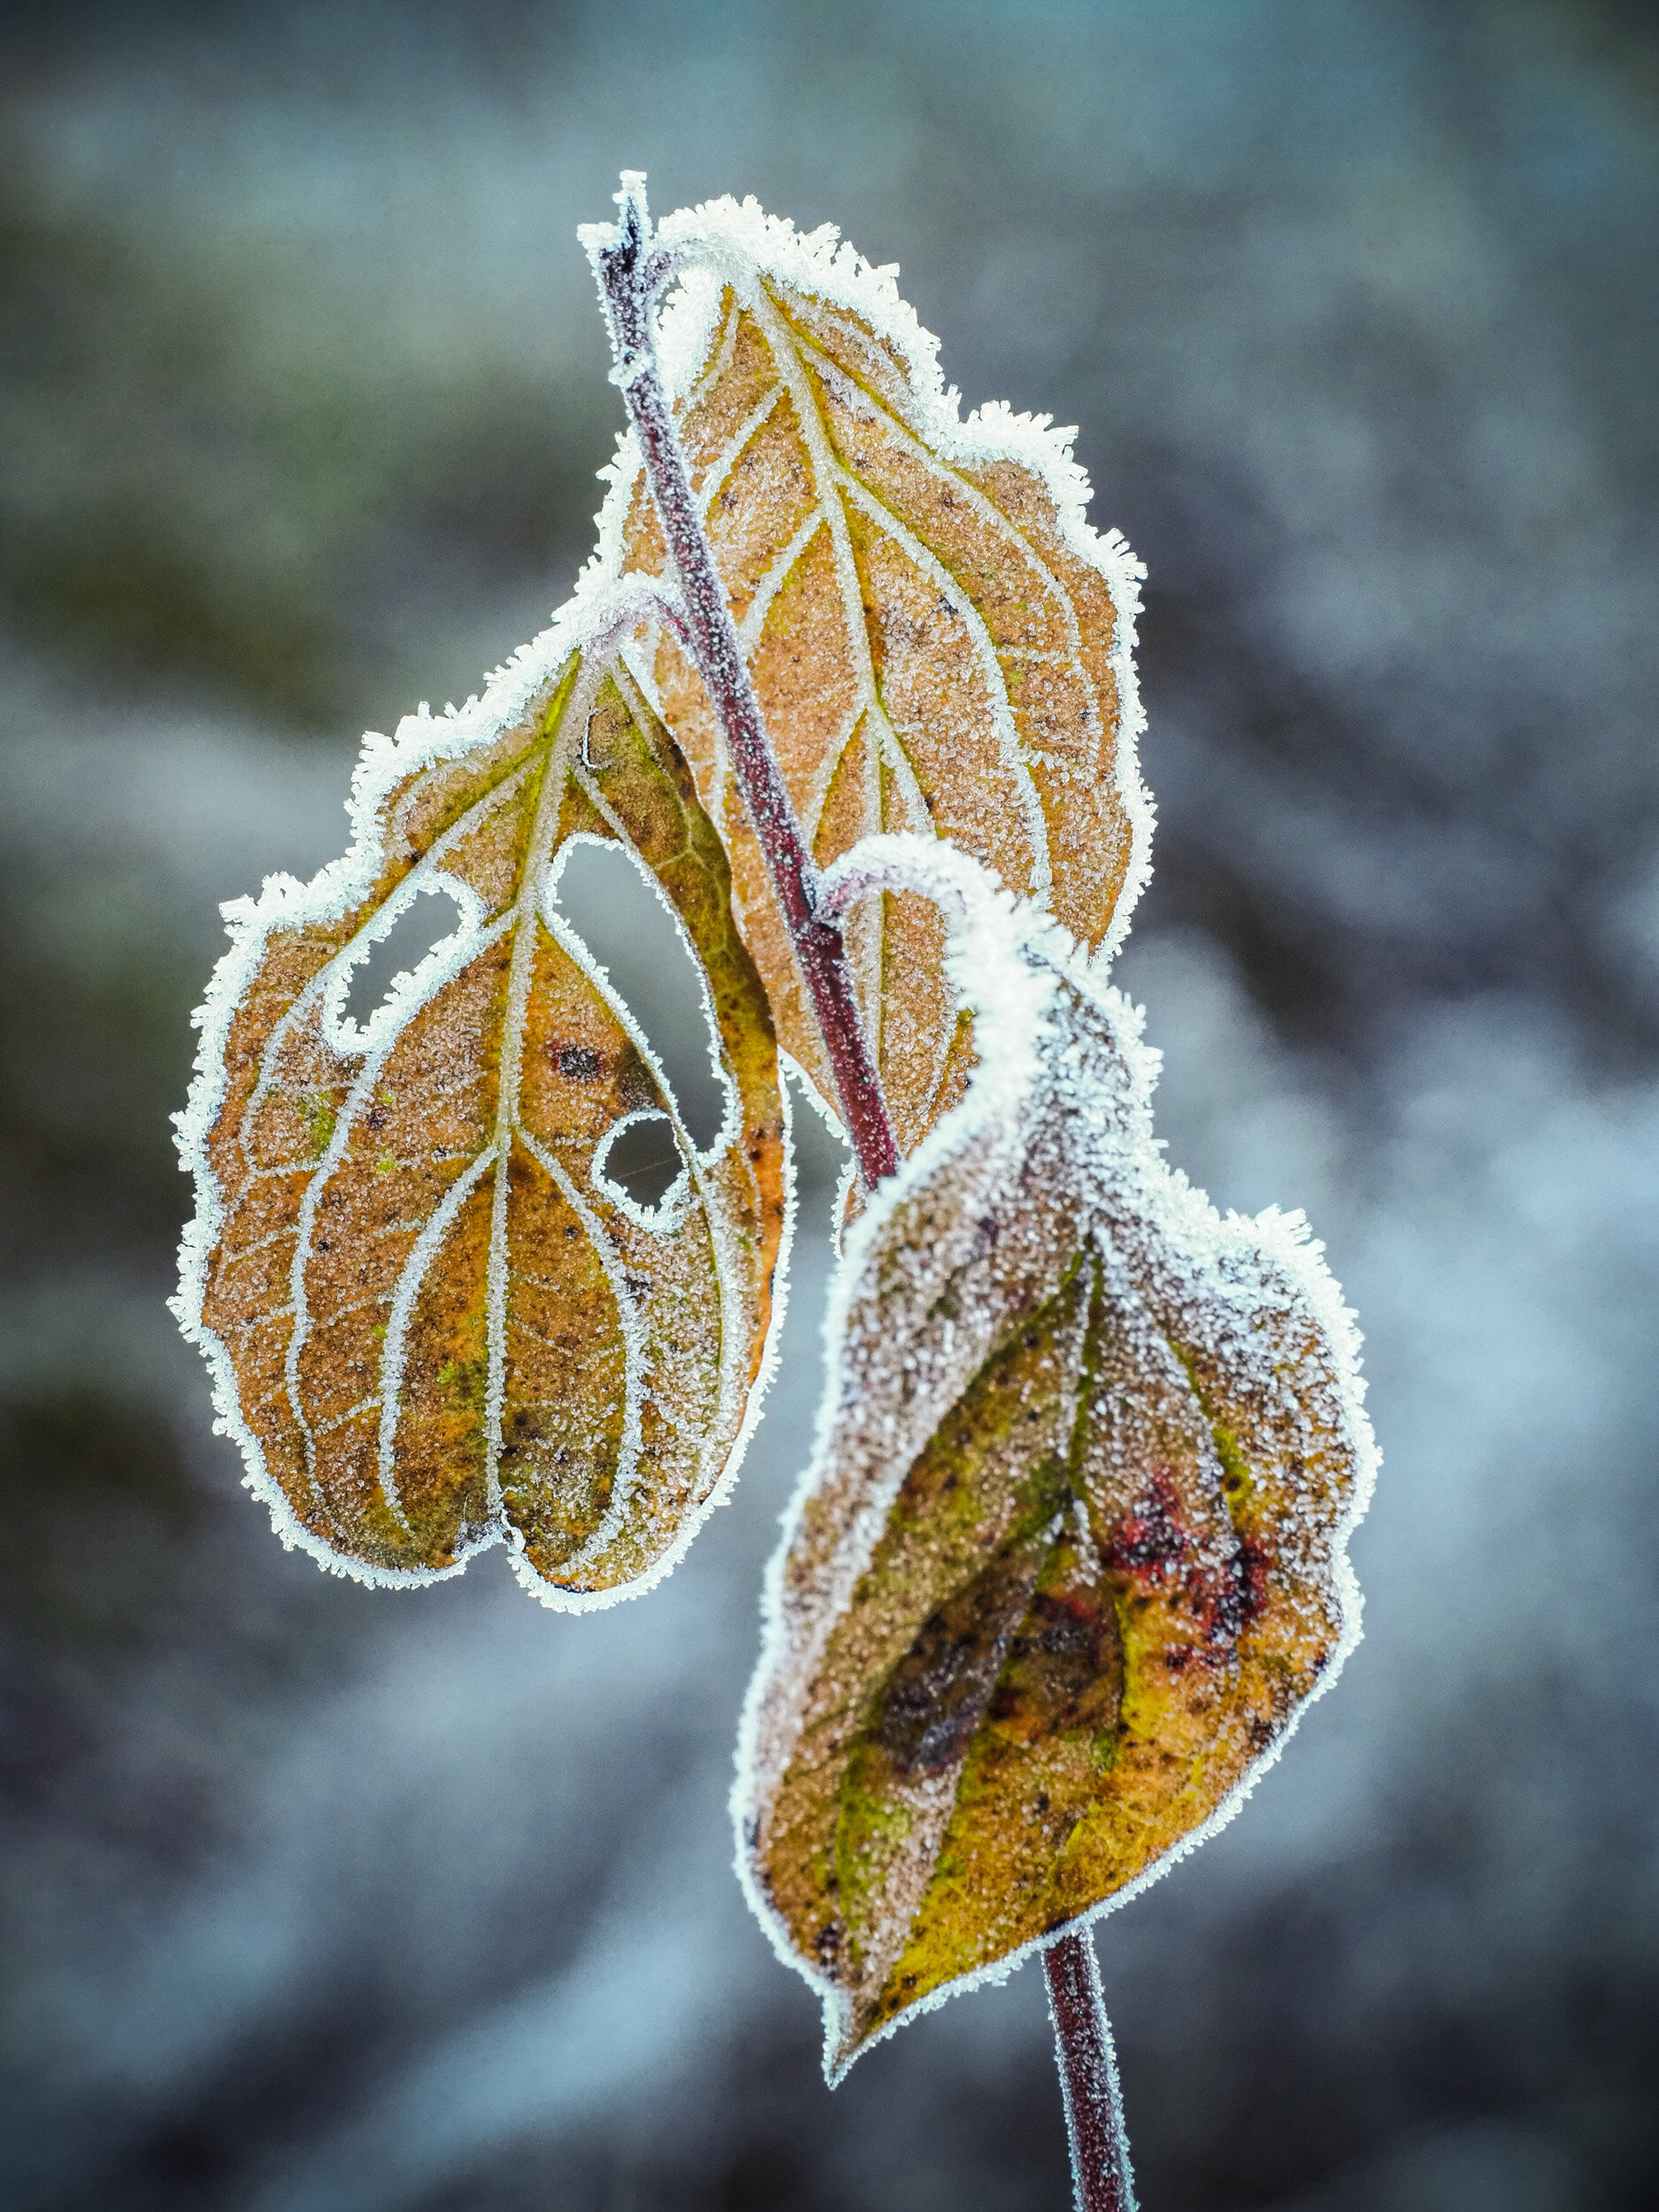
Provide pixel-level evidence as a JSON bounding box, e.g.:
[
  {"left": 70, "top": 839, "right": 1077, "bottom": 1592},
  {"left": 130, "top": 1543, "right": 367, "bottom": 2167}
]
[
  {"left": 1045, "top": 1931, "right": 1138, "bottom": 2211},
  {"left": 587, "top": 169, "right": 1132, "bottom": 2211},
  {"left": 588, "top": 174, "right": 898, "bottom": 1189}
]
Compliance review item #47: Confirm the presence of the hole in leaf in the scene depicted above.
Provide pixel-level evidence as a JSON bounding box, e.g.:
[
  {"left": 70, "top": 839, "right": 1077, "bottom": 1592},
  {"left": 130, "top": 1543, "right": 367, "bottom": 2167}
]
[
  {"left": 552, "top": 841, "right": 727, "bottom": 1150},
  {"left": 787, "top": 1066, "right": 854, "bottom": 1208},
  {"left": 596, "top": 1111, "right": 684, "bottom": 1212},
  {"left": 343, "top": 884, "right": 467, "bottom": 1030}
]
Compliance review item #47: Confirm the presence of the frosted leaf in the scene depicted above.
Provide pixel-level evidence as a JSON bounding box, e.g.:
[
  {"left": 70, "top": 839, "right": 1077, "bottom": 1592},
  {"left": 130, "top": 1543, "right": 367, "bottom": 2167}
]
[
  {"left": 173, "top": 612, "right": 789, "bottom": 1609},
  {"left": 736, "top": 837, "right": 1376, "bottom": 2077},
  {"left": 602, "top": 197, "right": 1151, "bottom": 1152}
]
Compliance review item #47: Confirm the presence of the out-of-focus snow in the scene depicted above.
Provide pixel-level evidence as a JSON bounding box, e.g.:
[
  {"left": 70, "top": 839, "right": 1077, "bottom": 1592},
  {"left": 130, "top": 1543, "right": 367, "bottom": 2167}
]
[{"left": 2, "top": 3, "right": 1655, "bottom": 2207}]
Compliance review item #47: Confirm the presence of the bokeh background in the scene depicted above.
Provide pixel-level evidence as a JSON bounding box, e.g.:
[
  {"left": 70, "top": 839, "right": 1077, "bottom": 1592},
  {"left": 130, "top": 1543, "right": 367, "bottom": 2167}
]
[{"left": 3, "top": 2, "right": 1656, "bottom": 2206}]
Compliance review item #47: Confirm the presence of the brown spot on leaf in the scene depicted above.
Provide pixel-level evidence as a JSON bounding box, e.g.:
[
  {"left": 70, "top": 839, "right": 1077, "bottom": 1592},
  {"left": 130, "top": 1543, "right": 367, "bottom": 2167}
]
[{"left": 876, "top": 1547, "right": 1041, "bottom": 1778}]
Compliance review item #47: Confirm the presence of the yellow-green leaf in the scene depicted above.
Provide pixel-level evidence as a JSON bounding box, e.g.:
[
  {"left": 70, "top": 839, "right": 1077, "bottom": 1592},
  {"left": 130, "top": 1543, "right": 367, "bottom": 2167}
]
[
  {"left": 737, "top": 839, "right": 1375, "bottom": 2075},
  {"left": 175, "top": 622, "right": 788, "bottom": 1606},
  {"left": 608, "top": 200, "right": 1151, "bottom": 1152}
]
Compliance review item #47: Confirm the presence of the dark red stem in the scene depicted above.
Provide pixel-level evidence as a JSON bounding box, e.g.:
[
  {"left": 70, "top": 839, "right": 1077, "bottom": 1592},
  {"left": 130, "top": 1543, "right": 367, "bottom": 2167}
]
[
  {"left": 590, "top": 174, "right": 1130, "bottom": 2211},
  {"left": 1045, "top": 1932, "right": 1137, "bottom": 2210},
  {"left": 590, "top": 180, "right": 898, "bottom": 1188}
]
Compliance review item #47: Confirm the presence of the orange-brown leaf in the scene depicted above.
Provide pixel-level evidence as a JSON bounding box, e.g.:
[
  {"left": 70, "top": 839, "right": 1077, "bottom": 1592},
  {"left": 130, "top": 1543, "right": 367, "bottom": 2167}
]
[
  {"left": 176, "top": 637, "right": 788, "bottom": 1607},
  {"left": 610, "top": 203, "right": 1150, "bottom": 1151}
]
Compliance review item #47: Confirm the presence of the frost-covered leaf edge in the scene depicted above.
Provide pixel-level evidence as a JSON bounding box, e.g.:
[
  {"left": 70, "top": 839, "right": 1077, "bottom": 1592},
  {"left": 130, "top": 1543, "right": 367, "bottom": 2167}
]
[
  {"left": 731, "top": 833, "right": 1379, "bottom": 2080},
  {"left": 171, "top": 573, "right": 801, "bottom": 1613}
]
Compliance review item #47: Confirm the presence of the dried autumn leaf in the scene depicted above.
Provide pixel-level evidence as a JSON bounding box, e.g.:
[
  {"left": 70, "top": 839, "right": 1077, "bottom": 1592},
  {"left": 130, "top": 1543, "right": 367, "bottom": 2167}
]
[
  {"left": 737, "top": 838, "right": 1375, "bottom": 2076},
  {"left": 602, "top": 199, "right": 1151, "bottom": 1153},
  {"left": 174, "top": 607, "right": 789, "bottom": 1607}
]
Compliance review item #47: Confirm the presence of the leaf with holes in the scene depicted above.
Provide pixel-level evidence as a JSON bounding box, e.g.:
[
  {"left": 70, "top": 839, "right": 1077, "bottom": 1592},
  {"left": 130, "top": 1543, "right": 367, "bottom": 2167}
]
[
  {"left": 173, "top": 610, "right": 789, "bottom": 1607},
  {"left": 603, "top": 198, "right": 1151, "bottom": 1154},
  {"left": 736, "top": 840, "right": 1375, "bottom": 2076}
]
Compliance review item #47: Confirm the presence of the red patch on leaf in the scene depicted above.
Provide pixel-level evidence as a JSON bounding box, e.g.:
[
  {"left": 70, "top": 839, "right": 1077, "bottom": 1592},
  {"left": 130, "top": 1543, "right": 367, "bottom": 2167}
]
[
  {"left": 1103, "top": 1471, "right": 1267, "bottom": 1662},
  {"left": 1102, "top": 1471, "right": 1187, "bottom": 1582}
]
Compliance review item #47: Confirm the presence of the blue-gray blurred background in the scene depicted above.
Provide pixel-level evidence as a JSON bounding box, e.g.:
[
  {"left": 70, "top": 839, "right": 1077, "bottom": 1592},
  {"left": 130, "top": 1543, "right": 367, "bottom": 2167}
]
[{"left": 3, "top": 2, "right": 1656, "bottom": 2206}]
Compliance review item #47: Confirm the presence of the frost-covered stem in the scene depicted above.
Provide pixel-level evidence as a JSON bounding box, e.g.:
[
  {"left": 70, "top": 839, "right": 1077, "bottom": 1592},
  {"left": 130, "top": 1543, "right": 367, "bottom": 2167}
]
[
  {"left": 589, "top": 173, "right": 899, "bottom": 1188},
  {"left": 591, "top": 171, "right": 1125, "bottom": 2208},
  {"left": 1044, "top": 1932, "right": 1137, "bottom": 2212}
]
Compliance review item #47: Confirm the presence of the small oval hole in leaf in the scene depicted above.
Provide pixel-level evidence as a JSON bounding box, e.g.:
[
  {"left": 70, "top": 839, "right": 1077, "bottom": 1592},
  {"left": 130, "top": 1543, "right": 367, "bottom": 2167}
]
[
  {"left": 595, "top": 1110, "right": 684, "bottom": 1213},
  {"left": 342, "top": 883, "right": 468, "bottom": 1032},
  {"left": 786, "top": 1064, "right": 855, "bottom": 1213},
  {"left": 551, "top": 841, "right": 728, "bottom": 1151}
]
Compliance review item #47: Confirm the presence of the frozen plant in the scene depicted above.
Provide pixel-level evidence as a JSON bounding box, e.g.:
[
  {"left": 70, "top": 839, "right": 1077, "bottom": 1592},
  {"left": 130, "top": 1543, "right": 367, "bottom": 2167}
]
[{"left": 174, "top": 175, "right": 1376, "bottom": 2210}]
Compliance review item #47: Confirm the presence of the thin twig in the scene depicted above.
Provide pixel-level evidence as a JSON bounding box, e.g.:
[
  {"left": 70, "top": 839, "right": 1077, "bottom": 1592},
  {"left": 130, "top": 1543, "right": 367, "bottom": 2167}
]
[
  {"left": 1045, "top": 1931, "right": 1137, "bottom": 2211},
  {"left": 586, "top": 170, "right": 1132, "bottom": 2211},
  {"left": 588, "top": 173, "right": 898, "bottom": 1187}
]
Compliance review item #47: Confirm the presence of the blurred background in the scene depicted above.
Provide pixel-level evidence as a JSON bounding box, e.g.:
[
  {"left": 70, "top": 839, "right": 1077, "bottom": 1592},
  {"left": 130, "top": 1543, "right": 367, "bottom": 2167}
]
[{"left": 2, "top": 1, "right": 1655, "bottom": 2206}]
